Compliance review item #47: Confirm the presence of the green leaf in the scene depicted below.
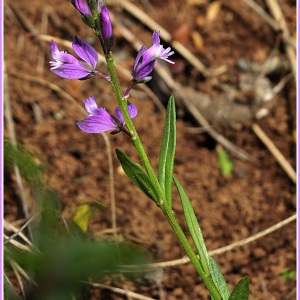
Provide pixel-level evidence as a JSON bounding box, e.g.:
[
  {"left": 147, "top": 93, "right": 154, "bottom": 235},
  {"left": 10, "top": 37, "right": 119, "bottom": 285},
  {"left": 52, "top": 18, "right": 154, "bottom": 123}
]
[
  {"left": 216, "top": 145, "right": 234, "bottom": 176},
  {"left": 173, "top": 176, "right": 210, "bottom": 274},
  {"left": 116, "top": 149, "right": 160, "bottom": 202},
  {"left": 228, "top": 277, "right": 250, "bottom": 300},
  {"left": 209, "top": 256, "right": 231, "bottom": 300},
  {"left": 4, "top": 140, "right": 44, "bottom": 187},
  {"left": 158, "top": 96, "right": 176, "bottom": 207},
  {"left": 73, "top": 204, "right": 92, "bottom": 232},
  {"left": 279, "top": 268, "right": 296, "bottom": 281}
]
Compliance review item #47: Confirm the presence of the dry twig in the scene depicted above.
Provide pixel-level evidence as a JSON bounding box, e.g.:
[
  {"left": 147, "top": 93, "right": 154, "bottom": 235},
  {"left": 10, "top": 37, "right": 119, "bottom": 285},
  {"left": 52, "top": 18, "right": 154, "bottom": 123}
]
[
  {"left": 87, "top": 282, "right": 157, "bottom": 300},
  {"left": 115, "top": 0, "right": 210, "bottom": 77},
  {"left": 251, "top": 123, "right": 296, "bottom": 184},
  {"left": 121, "top": 213, "right": 296, "bottom": 269}
]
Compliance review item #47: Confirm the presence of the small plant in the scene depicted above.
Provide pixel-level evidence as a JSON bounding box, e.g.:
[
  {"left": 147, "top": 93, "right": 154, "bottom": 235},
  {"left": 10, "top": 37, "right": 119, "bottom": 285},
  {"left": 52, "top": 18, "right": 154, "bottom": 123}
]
[
  {"left": 47, "top": 0, "right": 250, "bottom": 299},
  {"left": 279, "top": 268, "right": 296, "bottom": 282}
]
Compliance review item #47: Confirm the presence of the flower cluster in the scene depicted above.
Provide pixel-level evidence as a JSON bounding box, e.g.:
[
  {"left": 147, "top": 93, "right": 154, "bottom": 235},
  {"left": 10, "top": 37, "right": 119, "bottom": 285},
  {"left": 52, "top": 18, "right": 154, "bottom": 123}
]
[
  {"left": 49, "top": 1, "right": 174, "bottom": 136},
  {"left": 76, "top": 96, "right": 137, "bottom": 135}
]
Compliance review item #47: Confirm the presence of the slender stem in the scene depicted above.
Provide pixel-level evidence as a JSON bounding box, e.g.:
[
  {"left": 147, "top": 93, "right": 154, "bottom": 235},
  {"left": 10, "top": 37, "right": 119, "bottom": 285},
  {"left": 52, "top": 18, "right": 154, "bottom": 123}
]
[
  {"left": 161, "top": 204, "right": 223, "bottom": 300},
  {"left": 105, "top": 54, "right": 164, "bottom": 201}
]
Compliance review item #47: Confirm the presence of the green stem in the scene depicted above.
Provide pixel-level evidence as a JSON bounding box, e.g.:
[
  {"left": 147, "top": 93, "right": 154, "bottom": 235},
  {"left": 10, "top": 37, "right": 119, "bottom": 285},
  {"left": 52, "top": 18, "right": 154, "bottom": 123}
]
[
  {"left": 161, "top": 204, "right": 223, "bottom": 300},
  {"left": 105, "top": 54, "right": 163, "bottom": 201},
  {"left": 104, "top": 52, "right": 222, "bottom": 300}
]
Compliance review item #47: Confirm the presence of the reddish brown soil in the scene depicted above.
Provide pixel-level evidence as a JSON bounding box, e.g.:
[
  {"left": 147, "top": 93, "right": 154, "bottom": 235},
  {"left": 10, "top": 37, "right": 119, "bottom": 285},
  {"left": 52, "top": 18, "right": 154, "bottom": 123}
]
[{"left": 4, "top": 0, "right": 296, "bottom": 299}]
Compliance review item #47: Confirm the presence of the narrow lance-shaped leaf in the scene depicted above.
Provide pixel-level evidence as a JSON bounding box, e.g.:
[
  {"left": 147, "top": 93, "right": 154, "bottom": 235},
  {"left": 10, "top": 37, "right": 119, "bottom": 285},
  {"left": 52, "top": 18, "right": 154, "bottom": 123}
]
[
  {"left": 158, "top": 95, "right": 176, "bottom": 208},
  {"left": 116, "top": 149, "right": 161, "bottom": 202},
  {"left": 173, "top": 176, "right": 210, "bottom": 275},
  {"left": 228, "top": 277, "right": 250, "bottom": 300},
  {"left": 209, "top": 256, "right": 231, "bottom": 300}
]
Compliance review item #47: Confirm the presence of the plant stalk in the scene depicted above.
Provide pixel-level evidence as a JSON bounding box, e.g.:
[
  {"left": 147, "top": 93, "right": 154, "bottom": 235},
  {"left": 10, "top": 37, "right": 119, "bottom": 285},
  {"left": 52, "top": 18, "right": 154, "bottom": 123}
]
[{"left": 105, "top": 52, "right": 223, "bottom": 300}]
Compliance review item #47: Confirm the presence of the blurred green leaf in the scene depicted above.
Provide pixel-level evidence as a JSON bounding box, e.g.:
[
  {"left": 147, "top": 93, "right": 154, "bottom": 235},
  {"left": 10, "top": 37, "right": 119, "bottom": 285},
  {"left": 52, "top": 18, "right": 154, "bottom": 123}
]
[
  {"left": 4, "top": 142, "right": 149, "bottom": 299},
  {"left": 116, "top": 148, "right": 160, "bottom": 201},
  {"left": 216, "top": 145, "right": 234, "bottom": 176},
  {"left": 158, "top": 95, "right": 176, "bottom": 208},
  {"left": 209, "top": 256, "right": 230, "bottom": 300},
  {"left": 4, "top": 274, "right": 20, "bottom": 300},
  {"left": 280, "top": 268, "right": 295, "bottom": 281},
  {"left": 228, "top": 277, "right": 249, "bottom": 300},
  {"left": 6, "top": 237, "right": 146, "bottom": 300},
  {"left": 173, "top": 176, "right": 210, "bottom": 275},
  {"left": 4, "top": 140, "right": 44, "bottom": 187},
  {"left": 73, "top": 204, "right": 92, "bottom": 232}
]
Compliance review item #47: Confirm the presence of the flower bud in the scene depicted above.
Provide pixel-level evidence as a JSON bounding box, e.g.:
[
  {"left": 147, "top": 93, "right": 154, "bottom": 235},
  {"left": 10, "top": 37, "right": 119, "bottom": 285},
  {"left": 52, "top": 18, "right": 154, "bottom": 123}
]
[
  {"left": 100, "top": 6, "right": 114, "bottom": 52},
  {"left": 71, "top": 0, "right": 95, "bottom": 28}
]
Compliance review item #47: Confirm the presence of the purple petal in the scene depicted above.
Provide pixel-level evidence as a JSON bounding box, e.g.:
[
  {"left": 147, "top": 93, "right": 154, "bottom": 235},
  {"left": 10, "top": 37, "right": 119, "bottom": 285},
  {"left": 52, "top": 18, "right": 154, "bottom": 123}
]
[
  {"left": 131, "top": 46, "right": 147, "bottom": 77},
  {"left": 76, "top": 109, "right": 118, "bottom": 133},
  {"left": 152, "top": 31, "right": 161, "bottom": 45},
  {"left": 51, "top": 63, "right": 94, "bottom": 79},
  {"left": 134, "top": 59, "right": 156, "bottom": 81},
  {"left": 49, "top": 40, "right": 78, "bottom": 68},
  {"left": 114, "top": 107, "right": 124, "bottom": 125},
  {"left": 115, "top": 102, "right": 138, "bottom": 125},
  {"left": 141, "top": 45, "right": 159, "bottom": 64},
  {"left": 141, "top": 31, "right": 161, "bottom": 63},
  {"left": 127, "top": 102, "right": 138, "bottom": 119},
  {"left": 84, "top": 96, "right": 98, "bottom": 115},
  {"left": 72, "top": 37, "right": 98, "bottom": 68},
  {"left": 155, "top": 46, "right": 175, "bottom": 64}
]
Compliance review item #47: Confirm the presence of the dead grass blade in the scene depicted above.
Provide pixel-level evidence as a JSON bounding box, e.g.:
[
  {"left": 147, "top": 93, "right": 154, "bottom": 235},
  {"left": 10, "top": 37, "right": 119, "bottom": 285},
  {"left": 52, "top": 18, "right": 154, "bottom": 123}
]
[{"left": 251, "top": 123, "right": 296, "bottom": 184}]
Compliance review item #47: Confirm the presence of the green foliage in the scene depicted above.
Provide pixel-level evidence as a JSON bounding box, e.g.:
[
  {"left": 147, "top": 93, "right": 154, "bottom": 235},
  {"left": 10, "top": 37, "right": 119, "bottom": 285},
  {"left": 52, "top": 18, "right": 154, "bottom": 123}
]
[
  {"left": 279, "top": 268, "right": 296, "bottom": 281},
  {"left": 4, "top": 275, "right": 20, "bottom": 300},
  {"left": 209, "top": 256, "right": 231, "bottom": 300},
  {"left": 116, "top": 148, "right": 161, "bottom": 201},
  {"left": 173, "top": 176, "right": 210, "bottom": 275},
  {"left": 216, "top": 146, "right": 234, "bottom": 176},
  {"left": 4, "top": 142, "right": 148, "bottom": 300},
  {"left": 158, "top": 96, "right": 176, "bottom": 208},
  {"left": 4, "top": 140, "right": 44, "bottom": 187},
  {"left": 5, "top": 194, "right": 148, "bottom": 300},
  {"left": 228, "top": 277, "right": 250, "bottom": 300}
]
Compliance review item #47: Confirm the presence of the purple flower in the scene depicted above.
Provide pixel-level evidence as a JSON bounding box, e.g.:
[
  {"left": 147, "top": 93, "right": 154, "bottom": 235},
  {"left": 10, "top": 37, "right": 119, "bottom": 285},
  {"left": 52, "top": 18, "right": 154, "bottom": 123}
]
[
  {"left": 76, "top": 96, "right": 138, "bottom": 134},
  {"left": 131, "top": 31, "right": 175, "bottom": 81},
  {"left": 49, "top": 37, "right": 100, "bottom": 80},
  {"left": 100, "top": 6, "right": 114, "bottom": 52}
]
